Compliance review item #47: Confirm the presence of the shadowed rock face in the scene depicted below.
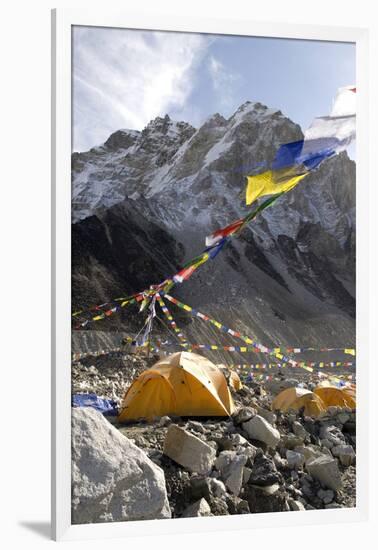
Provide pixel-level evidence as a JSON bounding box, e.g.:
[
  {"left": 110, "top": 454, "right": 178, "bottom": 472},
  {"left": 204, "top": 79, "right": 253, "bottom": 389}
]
[{"left": 72, "top": 101, "right": 355, "bottom": 350}]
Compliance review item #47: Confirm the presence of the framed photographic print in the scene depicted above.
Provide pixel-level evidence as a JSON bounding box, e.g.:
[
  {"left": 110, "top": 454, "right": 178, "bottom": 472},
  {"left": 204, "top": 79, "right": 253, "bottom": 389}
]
[{"left": 51, "top": 8, "right": 369, "bottom": 541}]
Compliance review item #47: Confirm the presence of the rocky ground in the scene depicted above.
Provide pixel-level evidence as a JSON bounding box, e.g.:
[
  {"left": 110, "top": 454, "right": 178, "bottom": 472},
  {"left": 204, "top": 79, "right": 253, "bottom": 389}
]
[{"left": 71, "top": 351, "right": 356, "bottom": 523}]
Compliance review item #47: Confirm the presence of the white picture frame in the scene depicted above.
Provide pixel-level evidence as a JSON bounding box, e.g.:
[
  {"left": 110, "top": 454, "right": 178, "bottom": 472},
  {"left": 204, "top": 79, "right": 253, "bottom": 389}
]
[{"left": 51, "top": 8, "right": 369, "bottom": 541}]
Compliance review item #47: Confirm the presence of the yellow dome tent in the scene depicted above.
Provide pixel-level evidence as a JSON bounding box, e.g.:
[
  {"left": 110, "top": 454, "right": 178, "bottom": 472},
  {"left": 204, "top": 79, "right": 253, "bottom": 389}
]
[
  {"left": 271, "top": 387, "right": 326, "bottom": 417},
  {"left": 118, "top": 352, "right": 235, "bottom": 422},
  {"left": 314, "top": 385, "right": 356, "bottom": 409}
]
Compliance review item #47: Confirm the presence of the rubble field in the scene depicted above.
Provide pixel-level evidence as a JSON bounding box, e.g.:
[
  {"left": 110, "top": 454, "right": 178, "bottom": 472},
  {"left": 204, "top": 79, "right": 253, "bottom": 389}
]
[{"left": 71, "top": 352, "right": 356, "bottom": 522}]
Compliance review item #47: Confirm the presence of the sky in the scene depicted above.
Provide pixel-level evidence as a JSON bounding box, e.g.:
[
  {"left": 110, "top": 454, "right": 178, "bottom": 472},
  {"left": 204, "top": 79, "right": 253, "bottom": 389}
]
[{"left": 72, "top": 26, "right": 355, "bottom": 153}]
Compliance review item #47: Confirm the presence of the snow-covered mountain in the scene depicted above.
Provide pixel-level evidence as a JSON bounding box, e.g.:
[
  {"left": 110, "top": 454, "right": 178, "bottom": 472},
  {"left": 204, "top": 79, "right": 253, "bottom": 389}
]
[{"left": 72, "top": 101, "right": 355, "bottom": 351}]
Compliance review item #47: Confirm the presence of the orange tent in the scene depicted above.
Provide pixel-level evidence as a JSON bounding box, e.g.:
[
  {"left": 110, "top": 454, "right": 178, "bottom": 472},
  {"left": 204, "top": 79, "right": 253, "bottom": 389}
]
[
  {"left": 314, "top": 385, "right": 356, "bottom": 409},
  {"left": 271, "top": 387, "right": 326, "bottom": 417},
  {"left": 118, "top": 352, "right": 235, "bottom": 422}
]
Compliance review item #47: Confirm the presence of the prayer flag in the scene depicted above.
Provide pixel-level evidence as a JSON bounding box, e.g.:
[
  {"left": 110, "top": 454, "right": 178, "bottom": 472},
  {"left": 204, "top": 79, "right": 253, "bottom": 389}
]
[{"left": 246, "top": 170, "right": 308, "bottom": 205}]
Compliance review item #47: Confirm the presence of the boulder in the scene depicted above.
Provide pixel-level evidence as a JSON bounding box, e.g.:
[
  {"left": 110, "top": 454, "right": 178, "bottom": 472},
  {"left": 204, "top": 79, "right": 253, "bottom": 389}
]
[
  {"left": 215, "top": 451, "right": 247, "bottom": 496},
  {"left": 189, "top": 476, "right": 212, "bottom": 500},
  {"left": 244, "top": 484, "right": 288, "bottom": 513},
  {"left": 317, "top": 488, "right": 334, "bottom": 504},
  {"left": 295, "top": 445, "right": 326, "bottom": 464},
  {"left": 337, "top": 412, "right": 350, "bottom": 425},
  {"left": 320, "top": 425, "right": 345, "bottom": 447},
  {"left": 286, "top": 450, "right": 305, "bottom": 470},
  {"left": 182, "top": 498, "right": 211, "bottom": 518},
  {"left": 331, "top": 444, "right": 356, "bottom": 466},
  {"left": 233, "top": 406, "right": 257, "bottom": 425},
  {"left": 292, "top": 421, "right": 308, "bottom": 440},
  {"left": 225, "top": 494, "right": 250, "bottom": 514},
  {"left": 282, "top": 433, "right": 305, "bottom": 450},
  {"left": 248, "top": 452, "right": 280, "bottom": 486},
  {"left": 163, "top": 425, "right": 216, "bottom": 475},
  {"left": 71, "top": 407, "right": 171, "bottom": 524},
  {"left": 306, "top": 455, "right": 342, "bottom": 491},
  {"left": 242, "top": 415, "right": 280, "bottom": 448},
  {"left": 256, "top": 406, "right": 277, "bottom": 425},
  {"left": 208, "top": 496, "right": 229, "bottom": 516}
]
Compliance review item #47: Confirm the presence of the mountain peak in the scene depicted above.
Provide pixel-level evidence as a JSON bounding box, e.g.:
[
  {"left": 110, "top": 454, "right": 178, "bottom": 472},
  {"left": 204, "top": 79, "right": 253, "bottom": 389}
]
[{"left": 104, "top": 128, "right": 140, "bottom": 151}]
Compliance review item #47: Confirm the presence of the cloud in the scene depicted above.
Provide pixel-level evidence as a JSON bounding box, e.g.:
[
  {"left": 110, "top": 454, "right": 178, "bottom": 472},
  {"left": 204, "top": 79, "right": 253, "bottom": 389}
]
[
  {"left": 208, "top": 55, "right": 241, "bottom": 108},
  {"left": 72, "top": 27, "right": 209, "bottom": 151}
]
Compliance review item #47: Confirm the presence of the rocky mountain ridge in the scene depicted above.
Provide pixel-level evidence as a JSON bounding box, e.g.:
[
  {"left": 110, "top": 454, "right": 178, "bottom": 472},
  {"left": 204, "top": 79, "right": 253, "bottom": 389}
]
[{"left": 72, "top": 101, "right": 355, "bottom": 350}]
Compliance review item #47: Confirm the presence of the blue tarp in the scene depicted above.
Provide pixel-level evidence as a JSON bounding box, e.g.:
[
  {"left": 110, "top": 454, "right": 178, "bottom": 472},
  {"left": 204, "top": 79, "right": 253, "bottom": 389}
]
[{"left": 72, "top": 393, "right": 119, "bottom": 416}]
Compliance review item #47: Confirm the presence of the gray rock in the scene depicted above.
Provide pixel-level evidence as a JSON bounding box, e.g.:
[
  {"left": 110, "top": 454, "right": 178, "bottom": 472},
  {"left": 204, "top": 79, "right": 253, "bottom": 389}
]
[
  {"left": 286, "top": 450, "right": 305, "bottom": 470},
  {"left": 320, "top": 425, "right": 345, "bottom": 447},
  {"left": 189, "top": 476, "right": 212, "bottom": 500},
  {"left": 182, "top": 498, "right": 211, "bottom": 517},
  {"left": 233, "top": 406, "right": 257, "bottom": 425},
  {"left": 248, "top": 452, "right": 280, "bottom": 486},
  {"left": 71, "top": 407, "right": 171, "bottom": 524},
  {"left": 295, "top": 445, "right": 328, "bottom": 465},
  {"left": 288, "top": 499, "right": 306, "bottom": 511},
  {"left": 250, "top": 482, "right": 280, "bottom": 495},
  {"left": 306, "top": 455, "right": 342, "bottom": 491},
  {"left": 208, "top": 496, "right": 229, "bottom": 516},
  {"left": 292, "top": 421, "right": 308, "bottom": 440},
  {"left": 242, "top": 415, "right": 280, "bottom": 448},
  {"left": 282, "top": 433, "right": 305, "bottom": 450},
  {"left": 328, "top": 406, "right": 342, "bottom": 416},
  {"left": 210, "top": 478, "right": 227, "bottom": 497},
  {"left": 215, "top": 451, "right": 247, "bottom": 496},
  {"left": 231, "top": 433, "right": 249, "bottom": 446},
  {"left": 225, "top": 455, "right": 248, "bottom": 496},
  {"left": 337, "top": 412, "right": 350, "bottom": 424},
  {"left": 325, "top": 502, "right": 343, "bottom": 509},
  {"left": 159, "top": 415, "right": 172, "bottom": 427},
  {"left": 317, "top": 488, "right": 335, "bottom": 504},
  {"left": 243, "top": 467, "right": 252, "bottom": 485},
  {"left": 256, "top": 406, "right": 277, "bottom": 425},
  {"left": 320, "top": 438, "right": 334, "bottom": 450},
  {"left": 163, "top": 425, "right": 216, "bottom": 475},
  {"left": 331, "top": 444, "right": 356, "bottom": 466},
  {"left": 225, "top": 494, "right": 250, "bottom": 514},
  {"left": 215, "top": 450, "right": 236, "bottom": 473},
  {"left": 186, "top": 420, "right": 206, "bottom": 434}
]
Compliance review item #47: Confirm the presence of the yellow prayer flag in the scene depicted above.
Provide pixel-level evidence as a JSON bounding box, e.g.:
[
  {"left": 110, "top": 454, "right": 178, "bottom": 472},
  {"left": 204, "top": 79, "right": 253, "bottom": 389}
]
[
  {"left": 344, "top": 348, "right": 356, "bottom": 356},
  {"left": 92, "top": 314, "right": 104, "bottom": 321},
  {"left": 246, "top": 170, "right": 308, "bottom": 205}
]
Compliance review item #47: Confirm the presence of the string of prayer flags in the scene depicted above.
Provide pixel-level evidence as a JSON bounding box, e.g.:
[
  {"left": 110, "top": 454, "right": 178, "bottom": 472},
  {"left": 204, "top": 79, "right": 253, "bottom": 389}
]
[
  {"left": 156, "top": 293, "right": 190, "bottom": 350},
  {"left": 173, "top": 252, "right": 210, "bottom": 283},
  {"left": 163, "top": 293, "right": 296, "bottom": 366},
  {"left": 246, "top": 86, "right": 356, "bottom": 204},
  {"left": 205, "top": 218, "right": 245, "bottom": 247}
]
